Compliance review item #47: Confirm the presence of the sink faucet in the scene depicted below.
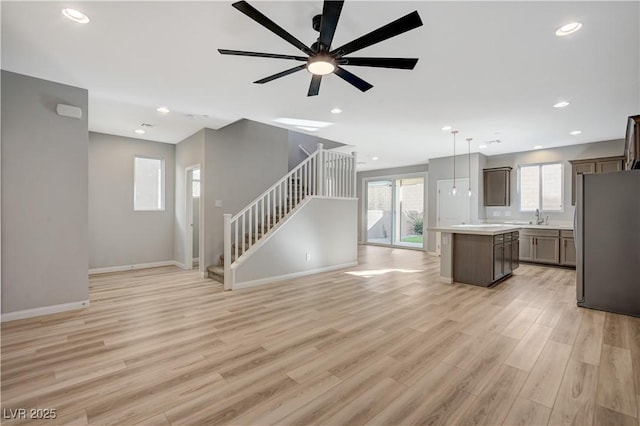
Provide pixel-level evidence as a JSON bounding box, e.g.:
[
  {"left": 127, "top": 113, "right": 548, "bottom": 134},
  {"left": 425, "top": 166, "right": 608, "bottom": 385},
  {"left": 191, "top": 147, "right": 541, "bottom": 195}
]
[{"left": 534, "top": 209, "right": 545, "bottom": 225}]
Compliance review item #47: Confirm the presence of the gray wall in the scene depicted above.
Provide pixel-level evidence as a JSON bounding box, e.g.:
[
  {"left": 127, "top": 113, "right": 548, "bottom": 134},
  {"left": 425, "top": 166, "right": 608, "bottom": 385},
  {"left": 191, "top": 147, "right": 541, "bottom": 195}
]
[
  {"left": 204, "top": 120, "right": 289, "bottom": 268},
  {"left": 483, "top": 139, "right": 624, "bottom": 222},
  {"left": 1, "top": 70, "right": 89, "bottom": 313},
  {"left": 356, "top": 164, "right": 429, "bottom": 244},
  {"left": 426, "top": 153, "right": 484, "bottom": 252},
  {"left": 88, "top": 132, "right": 175, "bottom": 269},
  {"left": 288, "top": 131, "right": 344, "bottom": 170},
  {"left": 234, "top": 198, "right": 358, "bottom": 286},
  {"left": 174, "top": 129, "right": 205, "bottom": 270}
]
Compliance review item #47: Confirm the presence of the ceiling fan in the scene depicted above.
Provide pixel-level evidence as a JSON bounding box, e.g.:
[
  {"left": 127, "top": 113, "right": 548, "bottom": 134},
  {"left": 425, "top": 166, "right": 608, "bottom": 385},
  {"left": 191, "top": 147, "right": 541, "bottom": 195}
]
[{"left": 218, "top": 1, "right": 423, "bottom": 96}]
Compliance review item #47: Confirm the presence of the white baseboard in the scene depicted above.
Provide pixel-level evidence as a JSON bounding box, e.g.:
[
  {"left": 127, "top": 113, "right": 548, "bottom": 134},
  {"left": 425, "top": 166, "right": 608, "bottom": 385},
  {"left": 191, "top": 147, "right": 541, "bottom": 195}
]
[
  {"left": 234, "top": 262, "right": 358, "bottom": 290},
  {"left": 1, "top": 300, "right": 90, "bottom": 322},
  {"left": 89, "top": 260, "right": 179, "bottom": 275},
  {"left": 174, "top": 261, "right": 187, "bottom": 270}
]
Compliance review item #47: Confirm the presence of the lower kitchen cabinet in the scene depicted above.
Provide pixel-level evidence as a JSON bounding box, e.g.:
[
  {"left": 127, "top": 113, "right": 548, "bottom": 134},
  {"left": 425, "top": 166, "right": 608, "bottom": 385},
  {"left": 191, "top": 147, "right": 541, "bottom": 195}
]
[
  {"left": 519, "top": 228, "right": 574, "bottom": 268},
  {"left": 560, "top": 231, "right": 576, "bottom": 266},
  {"left": 533, "top": 236, "right": 560, "bottom": 264}
]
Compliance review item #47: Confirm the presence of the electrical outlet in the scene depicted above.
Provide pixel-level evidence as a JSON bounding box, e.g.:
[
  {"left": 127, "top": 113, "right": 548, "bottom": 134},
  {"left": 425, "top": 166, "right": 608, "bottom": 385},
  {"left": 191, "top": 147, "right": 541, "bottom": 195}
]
[
  {"left": 492, "top": 211, "right": 502, "bottom": 217},
  {"left": 306, "top": 252, "right": 311, "bottom": 261},
  {"left": 504, "top": 210, "right": 512, "bottom": 217},
  {"left": 214, "top": 200, "right": 222, "bottom": 208}
]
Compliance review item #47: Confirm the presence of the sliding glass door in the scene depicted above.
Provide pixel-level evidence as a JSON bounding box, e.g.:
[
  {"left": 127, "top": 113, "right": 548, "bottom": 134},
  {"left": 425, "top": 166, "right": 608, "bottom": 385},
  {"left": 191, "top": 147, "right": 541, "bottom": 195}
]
[
  {"left": 366, "top": 176, "right": 424, "bottom": 249},
  {"left": 366, "top": 180, "right": 393, "bottom": 245}
]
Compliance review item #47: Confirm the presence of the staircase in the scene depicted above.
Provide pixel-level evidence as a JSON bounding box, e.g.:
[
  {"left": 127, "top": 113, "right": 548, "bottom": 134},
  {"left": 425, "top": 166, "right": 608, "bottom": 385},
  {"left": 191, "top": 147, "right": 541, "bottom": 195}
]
[{"left": 207, "top": 143, "right": 356, "bottom": 289}]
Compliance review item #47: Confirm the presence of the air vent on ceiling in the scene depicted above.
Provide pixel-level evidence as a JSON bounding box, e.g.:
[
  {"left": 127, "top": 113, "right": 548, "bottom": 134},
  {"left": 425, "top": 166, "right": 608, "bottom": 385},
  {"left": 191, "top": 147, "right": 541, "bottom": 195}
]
[{"left": 140, "top": 123, "right": 154, "bottom": 127}]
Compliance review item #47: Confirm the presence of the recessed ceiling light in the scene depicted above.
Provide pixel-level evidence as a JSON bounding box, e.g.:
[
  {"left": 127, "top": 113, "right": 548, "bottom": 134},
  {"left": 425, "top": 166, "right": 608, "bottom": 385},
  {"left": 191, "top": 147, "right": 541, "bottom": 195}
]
[
  {"left": 478, "top": 144, "right": 488, "bottom": 149},
  {"left": 372, "top": 157, "right": 379, "bottom": 161},
  {"left": 534, "top": 145, "right": 543, "bottom": 149},
  {"left": 553, "top": 101, "right": 571, "bottom": 108},
  {"left": 156, "top": 107, "right": 170, "bottom": 114},
  {"left": 62, "top": 8, "right": 90, "bottom": 24},
  {"left": 330, "top": 108, "right": 343, "bottom": 114},
  {"left": 570, "top": 130, "right": 582, "bottom": 135},
  {"left": 134, "top": 129, "right": 146, "bottom": 135},
  {"left": 555, "top": 22, "right": 582, "bottom": 37},
  {"left": 441, "top": 126, "right": 452, "bottom": 131}
]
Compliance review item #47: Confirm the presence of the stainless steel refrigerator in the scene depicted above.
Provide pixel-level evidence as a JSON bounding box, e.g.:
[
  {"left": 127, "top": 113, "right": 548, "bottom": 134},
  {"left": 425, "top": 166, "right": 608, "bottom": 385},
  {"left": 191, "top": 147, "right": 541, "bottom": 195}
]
[{"left": 575, "top": 170, "right": 640, "bottom": 317}]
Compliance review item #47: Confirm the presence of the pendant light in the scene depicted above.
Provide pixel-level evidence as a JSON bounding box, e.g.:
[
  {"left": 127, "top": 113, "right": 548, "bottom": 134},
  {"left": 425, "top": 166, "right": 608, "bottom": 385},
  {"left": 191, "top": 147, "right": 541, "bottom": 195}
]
[
  {"left": 451, "top": 130, "right": 458, "bottom": 195},
  {"left": 466, "top": 137, "right": 473, "bottom": 197}
]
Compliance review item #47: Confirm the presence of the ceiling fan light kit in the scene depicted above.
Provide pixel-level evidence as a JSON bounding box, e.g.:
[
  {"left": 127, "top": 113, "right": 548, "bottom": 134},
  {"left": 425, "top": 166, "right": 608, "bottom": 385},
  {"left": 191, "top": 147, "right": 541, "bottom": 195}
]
[
  {"left": 307, "top": 55, "right": 336, "bottom": 75},
  {"left": 219, "top": 0, "right": 423, "bottom": 96}
]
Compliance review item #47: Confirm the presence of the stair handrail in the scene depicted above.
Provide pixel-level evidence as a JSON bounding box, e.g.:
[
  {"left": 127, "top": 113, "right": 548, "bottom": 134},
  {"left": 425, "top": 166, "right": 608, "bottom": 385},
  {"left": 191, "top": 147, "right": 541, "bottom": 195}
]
[{"left": 231, "top": 148, "right": 320, "bottom": 223}]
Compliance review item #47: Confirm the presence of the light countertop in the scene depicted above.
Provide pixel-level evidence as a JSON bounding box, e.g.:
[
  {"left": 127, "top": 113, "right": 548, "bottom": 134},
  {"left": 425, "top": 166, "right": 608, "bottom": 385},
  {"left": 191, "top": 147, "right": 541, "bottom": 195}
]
[
  {"left": 428, "top": 225, "right": 521, "bottom": 236},
  {"left": 497, "top": 221, "right": 574, "bottom": 230}
]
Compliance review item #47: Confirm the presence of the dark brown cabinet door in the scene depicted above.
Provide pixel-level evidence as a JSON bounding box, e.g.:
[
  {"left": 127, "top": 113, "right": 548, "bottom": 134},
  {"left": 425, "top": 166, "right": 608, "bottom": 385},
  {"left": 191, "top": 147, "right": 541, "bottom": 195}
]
[
  {"left": 483, "top": 168, "right": 511, "bottom": 206},
  {"left": 493, "top": 244, "right": 504, "bottom": 281},
  {"left": 504, "top": 241, "right": 513, "bottom": 275},
  {"left": 512, "top": 238, "right": 520, "bottom": 270}
]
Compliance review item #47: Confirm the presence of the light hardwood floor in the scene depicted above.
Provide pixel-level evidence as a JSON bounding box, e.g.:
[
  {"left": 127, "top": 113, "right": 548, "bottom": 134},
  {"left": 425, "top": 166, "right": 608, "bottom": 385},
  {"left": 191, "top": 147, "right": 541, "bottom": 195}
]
[{"left": 1, "top": 245, "right": 638, "bottom": 425}]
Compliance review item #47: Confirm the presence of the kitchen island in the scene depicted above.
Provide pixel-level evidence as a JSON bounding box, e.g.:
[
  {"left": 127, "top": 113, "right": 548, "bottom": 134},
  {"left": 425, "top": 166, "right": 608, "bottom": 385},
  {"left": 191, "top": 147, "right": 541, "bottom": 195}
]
[{"left": 429, "top": 225, "right": 521, "bottom": 287}]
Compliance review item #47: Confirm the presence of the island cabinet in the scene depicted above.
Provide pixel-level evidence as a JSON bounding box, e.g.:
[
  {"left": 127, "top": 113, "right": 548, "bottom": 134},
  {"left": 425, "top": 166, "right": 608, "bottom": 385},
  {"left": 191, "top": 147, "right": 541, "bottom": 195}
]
[
  {"left": 570, "top": 156, "right": 624, "bottom": 205},
  {"left": 454, "top": 231, "right": 519, "bottom": 287}
]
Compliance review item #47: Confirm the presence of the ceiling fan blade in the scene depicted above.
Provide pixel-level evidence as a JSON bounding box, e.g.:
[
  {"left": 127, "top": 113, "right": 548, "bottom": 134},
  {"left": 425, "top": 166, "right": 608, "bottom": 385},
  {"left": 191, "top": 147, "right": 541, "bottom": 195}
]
[
  {"left": 232, "top": 1, "right": 315, "bottom": 56},
  {"left": 253, "top": 64, "right": 307, "bottom": 84},
  {"left": 330, "top": 11, "right": 423, "bottom": 57},
  {"left": 319, "top": 1, "right": 345, "bottom": 50},
  {"left": 333, "top": 66, "right": 373, "bottom": 92},
  {"left": 218, "top": 49, "right": 308, "bottom": 61},
  {"left": 308, "top": 75, "right": 322, "bottom": 96},
  {"left": 338, "top": 57, "right": 418, "bottom": 69}
]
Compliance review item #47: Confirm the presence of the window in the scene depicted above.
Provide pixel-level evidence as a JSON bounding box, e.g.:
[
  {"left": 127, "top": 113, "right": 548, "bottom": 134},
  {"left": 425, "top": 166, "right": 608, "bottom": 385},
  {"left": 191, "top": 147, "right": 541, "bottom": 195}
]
[
  {"left": 134, "top": 156, "right": 164, "bottom": 211},
  {"left": 518, "top": 163, "right": 563, "bottom": 212},
  {"left": 192, "top": 168, "right": 200, "bottom": 198}
]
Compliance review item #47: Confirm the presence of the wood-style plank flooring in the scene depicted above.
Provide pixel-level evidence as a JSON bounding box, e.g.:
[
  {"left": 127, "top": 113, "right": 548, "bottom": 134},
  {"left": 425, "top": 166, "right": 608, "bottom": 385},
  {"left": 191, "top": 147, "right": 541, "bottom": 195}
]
[{"left": 2, "top": 245, "right": 639, "bottom": 425}]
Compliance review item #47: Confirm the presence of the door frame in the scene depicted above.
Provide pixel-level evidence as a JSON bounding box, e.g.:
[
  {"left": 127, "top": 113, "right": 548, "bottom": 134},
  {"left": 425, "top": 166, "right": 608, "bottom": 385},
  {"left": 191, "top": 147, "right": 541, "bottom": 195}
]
[
  {"left": 362, "top": 172, "right": 427, "bottom": 251},
  {"left": 184, "top": 164, "right": 203, "bottom": 272}
]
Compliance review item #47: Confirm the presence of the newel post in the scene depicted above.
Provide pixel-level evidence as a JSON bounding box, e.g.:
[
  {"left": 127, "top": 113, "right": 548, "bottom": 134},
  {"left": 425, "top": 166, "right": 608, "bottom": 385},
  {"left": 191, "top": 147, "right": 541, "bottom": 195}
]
[
  {"left": 223, "top": 214, "right": 232, "bottom": 291},
  {"left": 316, "top": 142, "right": 324, "bottom": 196},
  {"left": 351, "top": 151, "right": 357, "bottom": 198}
]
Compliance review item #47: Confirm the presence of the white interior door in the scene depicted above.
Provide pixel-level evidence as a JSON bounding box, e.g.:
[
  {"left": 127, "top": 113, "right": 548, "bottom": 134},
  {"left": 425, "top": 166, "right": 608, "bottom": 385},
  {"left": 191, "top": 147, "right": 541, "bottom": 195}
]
[{"left": 436, "top": 178, "right": 470, "bottom": 254}]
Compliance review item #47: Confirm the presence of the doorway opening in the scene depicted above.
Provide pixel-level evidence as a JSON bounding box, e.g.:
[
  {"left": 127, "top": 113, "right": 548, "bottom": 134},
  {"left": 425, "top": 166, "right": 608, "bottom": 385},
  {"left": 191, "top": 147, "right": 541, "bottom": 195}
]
[
  {"left": 366, "top": 176, "right": 425, "bottom": 249},
  {"left": 185, "top": 166, "right": 202, "bottom": 270}
]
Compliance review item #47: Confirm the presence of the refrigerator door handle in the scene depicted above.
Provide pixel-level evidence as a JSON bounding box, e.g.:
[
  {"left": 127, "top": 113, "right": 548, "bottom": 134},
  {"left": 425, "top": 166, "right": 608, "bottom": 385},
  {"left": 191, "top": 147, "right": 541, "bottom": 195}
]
[{"left": 575, "top": 174, "right": 584, "bottom": 304}]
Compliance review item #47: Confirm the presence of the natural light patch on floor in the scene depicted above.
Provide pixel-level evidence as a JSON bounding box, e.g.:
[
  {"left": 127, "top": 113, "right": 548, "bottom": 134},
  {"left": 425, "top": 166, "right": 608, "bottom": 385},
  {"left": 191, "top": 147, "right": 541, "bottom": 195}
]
[{"left": 345, "top": 268, "right": 423, "bottom": 278}]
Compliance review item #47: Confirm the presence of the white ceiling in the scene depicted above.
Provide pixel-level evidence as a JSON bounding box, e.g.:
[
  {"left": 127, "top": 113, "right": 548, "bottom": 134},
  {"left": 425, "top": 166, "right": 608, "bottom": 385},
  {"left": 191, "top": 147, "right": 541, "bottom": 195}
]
[{"left": 2, "top": 1, "right": 639, "bottom": 170}]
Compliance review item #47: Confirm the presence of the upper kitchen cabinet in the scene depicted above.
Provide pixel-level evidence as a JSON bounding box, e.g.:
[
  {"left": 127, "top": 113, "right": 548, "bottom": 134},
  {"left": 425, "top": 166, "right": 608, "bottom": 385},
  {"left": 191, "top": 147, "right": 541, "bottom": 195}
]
[
  {"left": 483, "top": 167, "right": 512, "bottom": 206},
  {"left": 570, "top": 156, "right": 624, "bottom": 205}
]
